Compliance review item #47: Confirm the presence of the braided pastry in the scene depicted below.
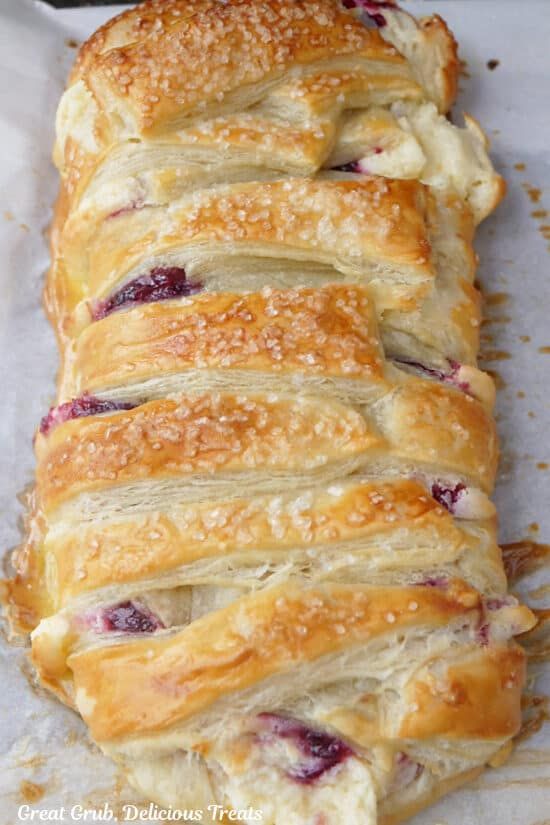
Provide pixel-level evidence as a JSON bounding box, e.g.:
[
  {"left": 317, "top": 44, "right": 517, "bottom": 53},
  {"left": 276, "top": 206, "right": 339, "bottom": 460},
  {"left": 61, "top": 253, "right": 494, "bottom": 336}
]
[{"left": 4, "top": 2, "right": 534, "bottom": 823}]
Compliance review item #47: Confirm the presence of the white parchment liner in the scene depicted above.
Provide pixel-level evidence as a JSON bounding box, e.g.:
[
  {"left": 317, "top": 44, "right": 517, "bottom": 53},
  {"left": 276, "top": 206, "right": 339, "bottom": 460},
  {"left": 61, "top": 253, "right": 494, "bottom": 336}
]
[{"left": 0, "top": 2, "right": 548, "bottom": 822}]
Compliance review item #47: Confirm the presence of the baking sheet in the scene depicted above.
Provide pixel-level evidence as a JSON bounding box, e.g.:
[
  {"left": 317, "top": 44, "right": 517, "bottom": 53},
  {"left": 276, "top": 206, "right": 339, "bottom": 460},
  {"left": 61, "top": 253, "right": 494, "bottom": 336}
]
[{"left": 0, "top": 1, "right": 548, "bottom": 822}]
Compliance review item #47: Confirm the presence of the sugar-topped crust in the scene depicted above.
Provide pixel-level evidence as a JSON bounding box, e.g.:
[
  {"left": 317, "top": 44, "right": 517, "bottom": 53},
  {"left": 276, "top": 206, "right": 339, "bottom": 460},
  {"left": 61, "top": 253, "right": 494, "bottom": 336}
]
[
  {"left": 76, "top": 1, "right": 404, "bottom": 134},
  {"left": 35, "top": 377, "right": 497, "bottom": 519},
  {"left": 62, "top": 285, "right": 387, "bottom": 400},
  {"left": 42, "top": 478, "right": 505, "bottom": 611},
  {"left": 40, "top": 581, "right": 531, "bottom": 745},
  {"left": 3, "top": 2, "right": 530, "bottom": 823},
  {"left": 35, "top": 393, "right": 380, "bottom": 517},
  {"left": 53, "top": 581, "right": 488, "bottom": 737},
  {"left": 59, "top": 177, "right": 433, "bottom": 314},
  {"left": 61, "top": 283, "right": 495, "bottom": 410}
]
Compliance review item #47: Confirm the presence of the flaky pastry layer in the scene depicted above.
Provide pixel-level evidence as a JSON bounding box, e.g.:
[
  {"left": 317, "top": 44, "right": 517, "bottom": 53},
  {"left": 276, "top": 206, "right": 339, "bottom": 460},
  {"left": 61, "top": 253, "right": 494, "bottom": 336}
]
[{"left": 3, "top": 3, "right": 530, "bottom": 824}]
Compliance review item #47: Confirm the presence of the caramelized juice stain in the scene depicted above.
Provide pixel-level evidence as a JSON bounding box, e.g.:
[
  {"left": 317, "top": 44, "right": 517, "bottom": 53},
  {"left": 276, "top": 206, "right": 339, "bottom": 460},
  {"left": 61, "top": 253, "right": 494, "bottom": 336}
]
[
  {"left": 516, "top": 693, "right": 550, "bottom": 745},
  {"left": 521, "top": 608, "right": 550, "bottom": 662},
  {"left": 479, "top": 349, "right": 511, "bottom": 362},
  {"left": 485, "top": 292, "right": 509, "bottom": 307},
  {"left": 18, "top": 656, "right": 48, "bottom": 699},
  {"left": 502, "top": 540, "right": 550, "bottom": 583},
  {"left": 19, "top": 780, "right": 45, "bottom": 803},
  {"left": 486, "top": 369, "right": 506, "bottom": 389},
  {"left": 523, "top": 183, "right": 543, "bottom": 204},
  {"left": 500, "top": 542, "right": 549, "bottom": 752},
  {"left": 481, "top": 316, "right": 511, "bottom": 326}
]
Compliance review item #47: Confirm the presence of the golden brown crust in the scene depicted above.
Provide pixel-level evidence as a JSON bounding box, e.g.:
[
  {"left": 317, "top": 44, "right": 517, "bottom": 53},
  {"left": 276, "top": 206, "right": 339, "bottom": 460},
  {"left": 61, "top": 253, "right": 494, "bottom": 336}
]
[
  {"left": 64, "top": 580, "right": 482, "bottom": 742},
  {"left": 1, "top": 495, "right": 51, "bottom": 635},
  {"left": 419, "top": 15, "right": 459, "bottom": 113},
  {"left": 58, "top": 177, "right": 434, "bottom": 314},
  {"left": 60, "top": 280, "right": 496, "bottom": 414},
  {"left": 62, "top": 285, "right": 387, "bottom": 399},
  {"left": 77, "top": 1, "right": 402, "bottom": 135},
  {"left": 69, "top": 0, "right": 204, "bottom": 84},
  {"left": 382, "top": 381, "right": 498, "bottom": 491},
  {"left": 70, "top": 0, "right": 401, "bottom": 83},
  {"left": 35, "top": 394, "right": 380, "bottom": 517},
  {"left": 317, "top": 644, "right": 527, "bottom": 748},
  {"left": 36, "top": 376, "right": 497, "bottom": 518},
  {"left": 399, "top": 644, "right": 526, "bottom": 740},
  {"left": 264, "top": 69, "right": 423, "bottom": 119},
  {"left": 58, "top": 113, "right": 336, "bottom": 224},
  {"left": 43, "top": 479, "right": 480, "bottom": 608},
  {"left": 3, "top": 3, "right": 529, "bottom": 821}
]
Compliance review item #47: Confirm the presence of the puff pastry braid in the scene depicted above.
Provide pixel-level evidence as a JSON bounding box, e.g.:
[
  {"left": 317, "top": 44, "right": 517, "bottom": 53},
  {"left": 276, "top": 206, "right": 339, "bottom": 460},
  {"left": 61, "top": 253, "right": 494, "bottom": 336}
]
[{"left": 4, "top": 2, "right": 534, "bottom": 823}]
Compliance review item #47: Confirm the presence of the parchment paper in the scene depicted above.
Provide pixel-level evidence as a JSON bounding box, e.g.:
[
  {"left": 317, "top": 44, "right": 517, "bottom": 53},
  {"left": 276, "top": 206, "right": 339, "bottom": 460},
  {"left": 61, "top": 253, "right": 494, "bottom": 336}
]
[{"left": 0, "top": 1, "right": 548, "bottom": 822}]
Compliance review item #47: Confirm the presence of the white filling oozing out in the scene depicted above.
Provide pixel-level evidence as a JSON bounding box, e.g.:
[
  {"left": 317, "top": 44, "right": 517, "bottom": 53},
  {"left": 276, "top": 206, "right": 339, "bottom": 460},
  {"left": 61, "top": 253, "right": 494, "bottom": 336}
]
[
  {"left": 188, "top": 713, "right": 428, "bottom": 825},
  {"left": 414, "top": 474, "right": 495, "bottom": 520},
  {"left": 208, "top": 714, "right": 378, "bottom": 825}
]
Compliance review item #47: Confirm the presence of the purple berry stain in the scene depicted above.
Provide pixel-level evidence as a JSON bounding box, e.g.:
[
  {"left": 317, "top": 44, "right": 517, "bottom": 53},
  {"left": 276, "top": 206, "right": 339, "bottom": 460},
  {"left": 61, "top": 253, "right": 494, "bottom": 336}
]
[
  {"left": 90, "top": 601, "right": 164, "bottom": 634},
  {"left": 431, "top": 482, "right": 466, "bottom": 514},
  {"left": 333, "top": 161, "right": 362, "bottom": 173},
  {"left": 342, "top": 0, "right": 395, "bottom": 27},
  {"left": 476, "top": 596, "right": 516, "bottom": 646},
  {"left": 392, "top": 357, "right": 471, "bottom": 396},
  {"left": 477, "top": 621, "right": 490, "bottom": 646},
  {"left": 332, "top": 149, "right": 383, "bottom": 174},
  {"left": 93, "top": 267, "right": 203, "bottom": 320},
  {"left": 106, "top": 201, "right": 144, "bottom": 220},
  {"left": 40, "top": 394, "right": 136, "bottom": 436},
  {"left": 485, "top": 596, "right": 515, "bottom": 611},
  {"left": 257, "top": 713, "right": 353, "bottom": 784},
  {"left": 415, "top": 576, "right": 449, "bottom": 589}
]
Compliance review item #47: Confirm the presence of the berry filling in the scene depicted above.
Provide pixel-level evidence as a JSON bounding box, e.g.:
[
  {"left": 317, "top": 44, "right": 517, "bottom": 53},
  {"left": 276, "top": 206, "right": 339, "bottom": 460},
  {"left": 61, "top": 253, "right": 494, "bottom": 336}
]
[
  {"left": 415, "top": 576, "right": 449, "bottom": 589},
  {"left": 333, "top": 161, "right": 362, "bottom": 173},
  {"left": 332, "top": 150, "right": 383, "bottom": 174},
  {"left": 342, "top": 0, "right": 395, "bottom": 27},
  {"left": 257, "top": 713, "right": 353, "bottom": 785},
  {"left": 87, "top": 601, "right": 164, "bottom": 634},
  {"left": 93, "top": 267, "right": 203, "bottom": 320},
  {"left": 477, "top": 596, "right": 518, "bottom": 646},
  {"left": 485, "top": 596, "right": 517, "bottom": 611},
  {"left": 40, "top": 394, "right": 136, "bottom": 435},
  {"left": 393, "top": 357, "right": 471, "bottom": 396},
  {"left": 431, "top": 482, "right": 467, "bottom": 514},
  {"left": 107, "top": 201, "right": 145, "bottom": 220},
  {"left": 477, "top": 621, "right": 490, "bottom": 647}
]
